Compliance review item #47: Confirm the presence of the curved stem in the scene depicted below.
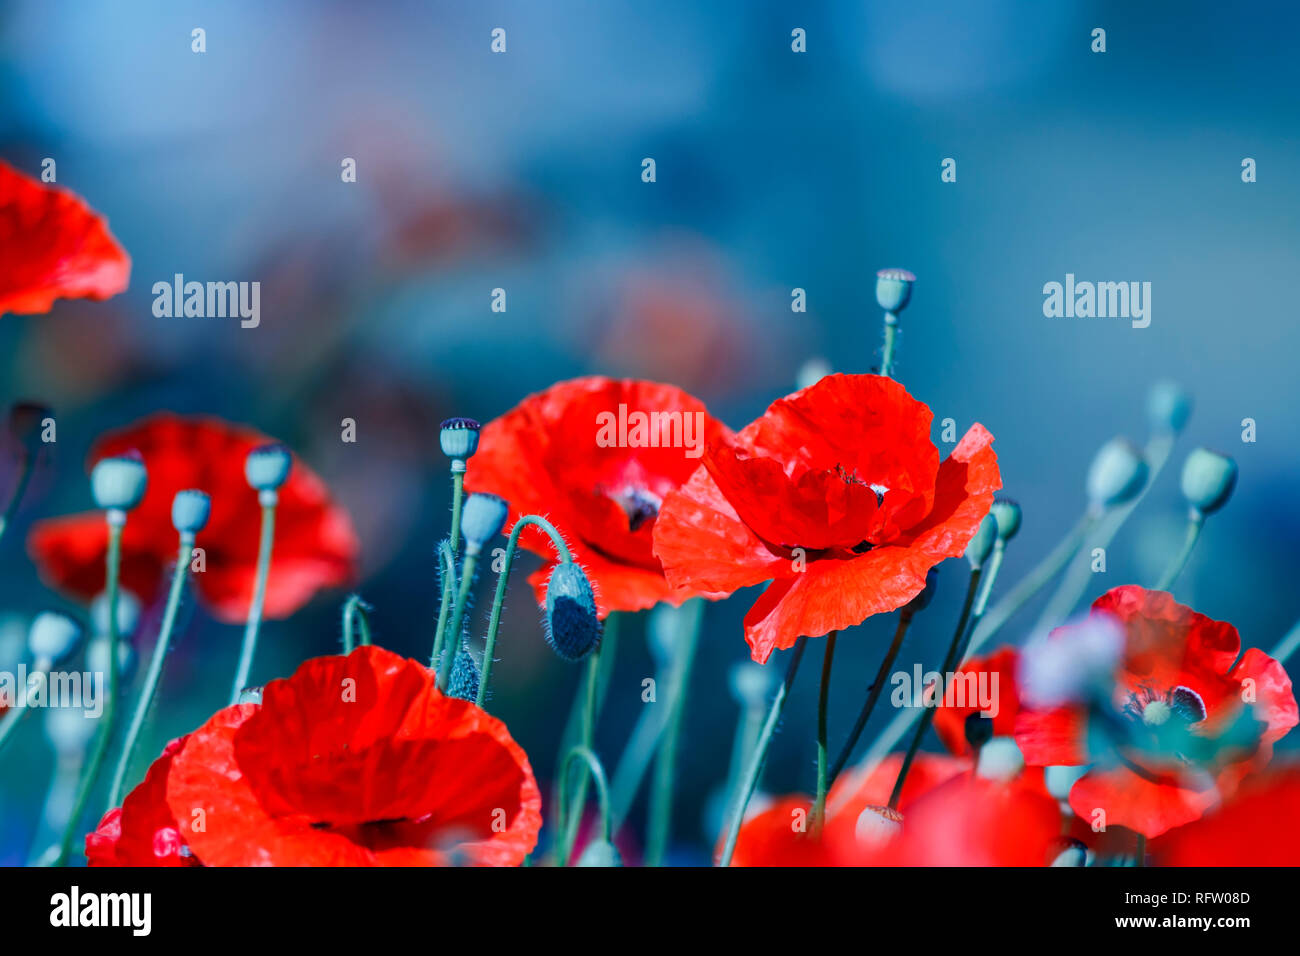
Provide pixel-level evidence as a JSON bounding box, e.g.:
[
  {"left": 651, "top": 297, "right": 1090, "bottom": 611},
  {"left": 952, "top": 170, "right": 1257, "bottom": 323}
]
[
  {"left": 811, "top": 630, "right": 838, "bottom": 831},
  {"left": 557, "top": 648, "right": 603, "bottom": 865},
  {"left": 828, "top": 610, "right": 914, "bottom": 786},
  {"left": 1270, "top": 618, "right": 1300, "bottom": 666},
  {"left": 645, "top": 599, "right": 703, "bottom": 866},
  {"left": 889, "top": 568, "right": 982, "bottom": 810},
  {"left": 478, "top": 514, "right": 573, "bottom": 705},
  {"left": 53, "top": 520, "right": 123, "bottom": 865},
  {"left": 0, "top": 452, "right": 34, "bottom": 543},
  {"left": 449, "top": 470, "right": 464, "bottom": 554},
  {"left": 1154, "top": 510, "right": 1204, "bottom": 592},
  {"left": 557, "top": 745, "right": 613, "bottom": 846},
  {"left": 718, "top": 637, "right": 808, "bottom": 867},
  {"left": 229, "top": 502, "right": 277, "bottom": 705},
  {"left": 559, "top": 615, "right": 620, "bottom": 833},
  {"left": 880, "top": 314, "right": 899, "bottom": 378},
  {"left": 437, "top": 552, "right": 478, "bottom": 691},
  {"left": 108, "top": 534, "right": 191, "bottom": 808},
  {"left": 342, "top": 594, "right": 372, "bottom": 654},
  {"left": 430, "top": 540, "right": 457, "bottom": 667}
]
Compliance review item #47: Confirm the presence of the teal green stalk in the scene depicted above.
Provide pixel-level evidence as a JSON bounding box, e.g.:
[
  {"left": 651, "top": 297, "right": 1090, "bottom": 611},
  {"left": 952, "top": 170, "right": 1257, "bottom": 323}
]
[
  {"left": 718, "top": 636, "right": 808, "bottom": 867},
  {"left": 557, "top": 745, "right": 613, "bottom": 846},
  {"left": 811, "top": 630, "right": 839, "bottom": 831},
  {"left": 437, "top": 551, "right": 478, "bottom": 691},
  {"left": 1038, "top": 433, "right": 1175, "bottom": 629},
  {"left": 0, "top": 453, "right": 34, "bottom": 543},
  {"left": 229, "top": 501, "right": 277, "bottom": 705},
  {"left": 478, "top": 515, "right": 572, "bottom": 706},
  {"left": 53, "top": 521, "right": 123, "bottom": 865},
  {"left": 889, "top": 568, "right": 983, "bottom": 810},
  {"left": 557, "top": 648, "right": 602, "bottom": 865},
  {"left": 880, "top": 316, "right": 899, "bottom": 378},
  {"left": 430, "top": 540, "right": 457, "bottom": 667},
  {"left": 449, "top": 470, "right": 464, "bottom": 554},
  {"left": 644, "top": 598, "right": 704, "bottom": 866},
  {"left": 969, "top": 509, "right": 1095, "bottom": 650},
  {"left": 0, "top": 700, "right": 35, "bottom": 757},
  {"left": 1271, "top": 618, "right": 1300, "bottom": 666},
  {"left": 1154, "top": 510, "right": 1204, "bottom": 591},
  {"left": 342, "top": 594, "right": 372, "bottom": 653},
  {"left": 108, "top": 534, "right": 191, "bottom": 808},
  {"left": 827, "top": 609, "right": 915, "bottom": 787},
  {"left": 558, "top": 615, "right": 619, "bottom": 834}
]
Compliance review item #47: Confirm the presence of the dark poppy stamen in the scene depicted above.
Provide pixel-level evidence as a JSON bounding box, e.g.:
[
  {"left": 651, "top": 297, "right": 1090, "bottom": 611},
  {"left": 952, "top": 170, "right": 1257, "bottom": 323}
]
[{"left": 610, "top": 485, "right": 662, "bottom": 532}]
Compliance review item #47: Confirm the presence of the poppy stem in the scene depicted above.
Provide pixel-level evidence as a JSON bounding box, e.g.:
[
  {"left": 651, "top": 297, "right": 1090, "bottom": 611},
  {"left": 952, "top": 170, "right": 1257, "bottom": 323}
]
[
  {"left": 230, "top": 501, "right": 277, "bottom": 705},
  {"left": 558, "top": 745, "right": 613, "bottom": 846},
  {"left": 437, "top": 552, "right": 478, "bottom": 691},
  {"left": 0, "top": 451, "right": 34, "bottom": 543},
  {"left": 557, "top": 648, "right": 603, "bottom": 865},
  {"left": 1154, "top": 509, "right": 1204, "bottom": 591},
  {"left": 342, "top": 594, "right": 372, "bottom": 654},
  {"left": 0, "top": 695, "right": 36, "bottom": 757},
  {"left": 1270, "top": 618, "right": 1300, "bottom": 666},
  {"left": 889, "top": 568, "right": 983, "bottom": 810},
  {"left": 449, "top": 470, "right": 464, "bottom": 554},
  {"left": 968, "top": 508, "right": 1095, "bottom": 651},
  {"left": 557, "top": 615, "right": 620, "bottom": 836},
  {"left": 827, "top": 609, "right": 915, "bottom": 787},
  {"left": 880, "top": 313, "right": 899, "bottom": 378},
  {"left": 478, "top": 515, "right": 573, "bottom": 706},
  {"left": 52, "top": 519, "right": 123, "bottom": 866},
  {"left": 430, "top": 540, "right": 457, "bottom": 667},
  {"left": 645, "top": 598, "right": 704, "bottom": 866},
  {"left": 718, "top": 636, "right": 808, "bottom": 867},
  {"left": 107, "top": 533, "right": 192, "bottom": 809},
  {"left": 811, "top": 630, "right": 839, "bottom": 832}
]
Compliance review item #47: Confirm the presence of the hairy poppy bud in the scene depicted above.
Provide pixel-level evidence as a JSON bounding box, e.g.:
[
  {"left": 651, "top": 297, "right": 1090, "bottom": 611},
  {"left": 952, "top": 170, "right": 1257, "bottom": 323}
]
[
  {"left": 459, "top": 493, "right": 508, "bottom": 555},
  {"left": 439, "top": 417, "right": 481, "bottom": 465},
  {"left": 854, "top": 805, "right": 903, "bottom": 849},
  {"left": 965, "top": 514, "right": 998, "bottom": 569},
  {"left": 91, "top": 453, "right": 147, "bottom": 514},
  {"left": 171, "top": 489, "right": 211, "bottom": 536},
  {"left": 576, "top": 838, "right": 622, "bottom": 867},
  {"left": 875, "top": 268, "right": 916, "bottom": 314},
  {"left": 1180, "top": 448, "right": 1237, "bottom": 515},
  {"left": 91, "top": 589, "right": 141, "bottom": 639},
  {"left": 27, "top": 611, "right": 82, "bottom": 666},
  {"left": 447, "top": 648, "right": 481, "bottom": 702},
  {"left": 1085, "top": 437, "right": 1148, "bottom": 508},
  {"left": 245, "top": 443, "right": 292, "bottom": 493},
  {"left": 1146, "top": 380, "right": 1192, "bottom": 435},
  {"left": 544, "top": 562, "right": 602, "bottom": 661},
  {"left": 990, "top": 496, "right": 1021, "bottom": 541}
]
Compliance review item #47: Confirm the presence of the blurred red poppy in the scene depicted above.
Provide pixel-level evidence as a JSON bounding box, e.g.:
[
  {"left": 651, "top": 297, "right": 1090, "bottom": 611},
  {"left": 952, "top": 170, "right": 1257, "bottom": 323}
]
[
  {"left": 1015, "top": 586, "right": 1298, "bottom": 838},
  {"left": 932, "top": 647, "right": 1022, "bottom": 756},
  {"left": 1153, "top": 764, "right": 1300, "bottom": 865},
  {"left": 28, "top": 415, "right": 358, "bottom": 623},
  {"left": 0, "top": 160, "right": 130, "bottom": 316},
  {"left": 654, "top": 374, "right": 1000, "bottom": 663},
  {"left": 467, "top": 376, "right": 730, "bottom": 616},
  {"left": 86, "top": 736, "right": 196, "bottom": 867}
]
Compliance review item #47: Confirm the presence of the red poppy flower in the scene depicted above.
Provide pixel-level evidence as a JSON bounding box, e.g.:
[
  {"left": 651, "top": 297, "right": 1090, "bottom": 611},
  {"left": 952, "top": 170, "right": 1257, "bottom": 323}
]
[
  {"left": 0, "top": 160, "right": 130, "bottom": 316},
  {"left": 654, "top": 374, "right": 1000, "bottom": 663},
  {"left": 1152, "top": 764, "right": 1300, "bottom": 866},
  {"left": 86, "top": 736, "right": 196, "bottom": 867},
  {"left": 466, "top": 376, "right": 730, "bottom": 616},
  {"left": 28, "top": 415, "right": 358, "bottom": 623},
  {"left": 931, "top": 647, "right": 1022, "bottom": 756},
  {"left": 1014, "top": 586, "right": 1298, "bottom": 838}
]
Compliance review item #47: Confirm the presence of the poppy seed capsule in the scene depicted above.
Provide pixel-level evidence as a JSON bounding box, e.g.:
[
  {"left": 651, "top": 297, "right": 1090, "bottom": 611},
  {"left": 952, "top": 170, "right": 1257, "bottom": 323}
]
[
  {"left": 171, "top": 489, "right": 211, "bottom": 535},
  {"left": 448, "top": 648, "right": 481, "bottom": 702},
  {"left": 875, "top": 268, "right": 916, "bottom": 314},
  {"left": 439, "top": 417, "right": 481, "bottom": 461},
  {"left": 576, "top": 838, "right": 622, "bottom": 867},
  {"left": 245, "top": 443, "right": 292, "bottom": 492},
  {"left": 990, "top": 496, "right": 1021, "bottom": 541},
  {"left": 965, "top": 514, "right": 998, "bottom": 569},
  {"left": 459, "top": 493, "right": 509, "bottom": 554},
  {"left": 1085, "top": 437, "right": 1148, "bottom": 508},
  {"left": 91, "top": 589, "right": 141, "bottom": 639},
  {"left": 854, "top": 805, "right": 903, "bottom": 849},
  {"left": 27, "top": 611, "right": 82, "bottom": 666},
  {"left": 544, "top": 562, "right": 603, "bottom": 661},
  {"left": 91, "top": 454, "right": 147, "bottom": 513},
  {"left": 1146, "top": 380, "right": 1192, "bottom": 435},
  {"left": 1180, "top": 448, "right": 1237, "bottom": 515},
  {"left": 86, "top": 637, "right": 138, "bottom": 683}
]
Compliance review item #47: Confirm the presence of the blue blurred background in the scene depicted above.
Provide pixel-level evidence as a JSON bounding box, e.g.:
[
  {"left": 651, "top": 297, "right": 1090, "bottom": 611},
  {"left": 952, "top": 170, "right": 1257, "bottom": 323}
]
[{"left": 2, "top": 0, "right": 1298, "bottom": 864}]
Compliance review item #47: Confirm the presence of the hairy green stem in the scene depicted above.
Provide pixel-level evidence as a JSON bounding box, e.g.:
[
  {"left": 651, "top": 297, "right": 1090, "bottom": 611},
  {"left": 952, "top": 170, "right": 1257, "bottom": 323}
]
[
  {"left": 1154, "top": 510, "right": 1204, "bottom": 592},
  {"left": 558, "top": 648, "right": 602, "bottom": 866},
  {"left": 437, "top": 551, "right": 477, "bottom": 691},
  {"left": 449, "top": 470, "right": 464, "bottom": 554},
  {"left": 828, "top": 610, "right": 915, "bottom": 787},
  {"left": 342, "top": 594, "right": 372, "bottom": 654},
  {"left": 557, "top": 745, "right": 613, "bottom": 847},
  {"left": 431, "top": 540, "right": 457, "bottom": 667},
  {"left": 811, "top": 630, "right": 839, "bottom": 831}
]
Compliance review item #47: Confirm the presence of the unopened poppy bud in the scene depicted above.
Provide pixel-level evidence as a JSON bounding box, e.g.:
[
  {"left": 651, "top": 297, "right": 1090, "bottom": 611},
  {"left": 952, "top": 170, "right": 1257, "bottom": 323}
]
[
  {"left": 854, "top": 805, "right": 903, "bottom": 849},
  {"left": 245, "top": 443, "right": 292, "bottom": 493},
  {"left": 1085, "top": 437, "right": 1148, "bottom": 508},
  {"left": 974, "top": 737, "right": 1025, "bottom": 782},
  {"left": 86, "top": 637, "right": 137, "bottom": 683},
  {"left": 1048, "top": 836, "right": 1089, "bottom": 867},
  {"left": 1044, "top": 764, "right": 1089, "bottom": 802},
  {"left": 447, "top": 648, "right": 481, "bottom": 702},
  {"left": 8, "top": 401, "right": 51, "bottom": 455},
  {"left": 875, "top": 268, "right": 916, "bottom": 315},
  {"left": 543, "top": 561, "right": 602, "bottom": 661},
  {"left": 1018, "top": 616, "right": 1124, "bottom": 708},
  {"left": 576, "top": 838, "right": 622, "bottom": 867},
  {"left": 44, "top": 706, "right": 99, "bottom": 756},
  {"left": 990, "top": 496, "right": 1021, "bottom": 541},
  {"left": 439, "top": 417, "right": 481, "bottom": 465},
  {"left": 91, "top": 589, "right": 141, "bottom": 639},
  {"left": 965, "top": 514, "right": 998, "bottom": 569},
  {"left": 964, "top": 711, "right": 994, "bottom": 751},
  {"left": 171, "top": 489, "right": 211, "bottom": 536},
  {"left": 1146, "top": 380, "right": 1192, "bottom": 435},
  {"left": 459, "top": 493, "right": 508, "bottom": 554},
  {"left": 1180, "top": 448, "right": 1237, "bottom": 515},
  {"left": 27, "top": 611, "right": 82, "bottom": 666},
  {"left": 237, "top": 686, "right": 264, "bottom": 705},
  {"left": 91, "top": 453, "right": 147, "bottom": 514}
]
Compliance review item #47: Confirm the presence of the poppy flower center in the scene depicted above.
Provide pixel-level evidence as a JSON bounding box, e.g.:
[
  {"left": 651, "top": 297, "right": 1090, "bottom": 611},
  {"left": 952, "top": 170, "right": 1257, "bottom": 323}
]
[{"left": 607, "top": 485, "right": 662, "bottom": 532}]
